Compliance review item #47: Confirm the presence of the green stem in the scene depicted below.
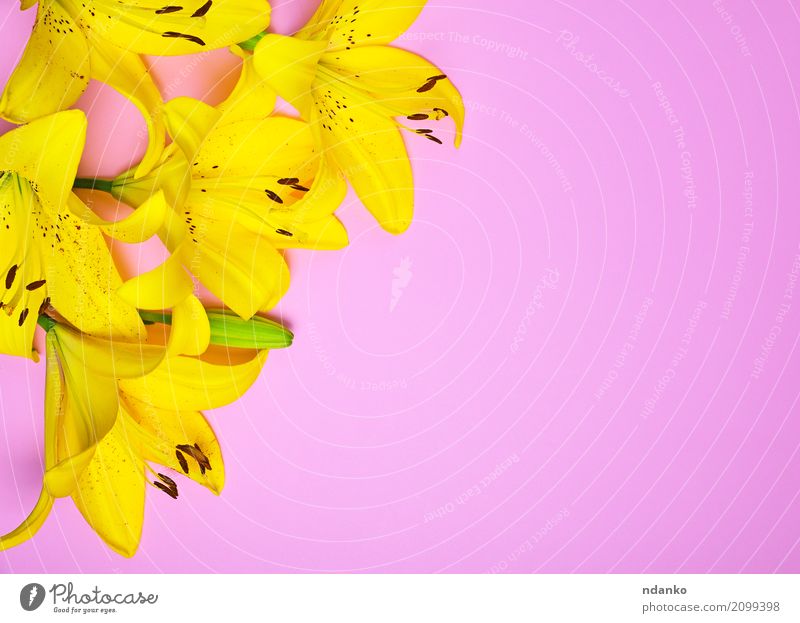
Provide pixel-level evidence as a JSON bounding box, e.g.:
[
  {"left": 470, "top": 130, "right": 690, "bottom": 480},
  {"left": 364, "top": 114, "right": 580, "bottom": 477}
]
[
  {"left": 237, "top": 31, "right": 267, "bottom": 52},
  {"left": 73, "top": 177, "right": 114, "bottom": 193},
  {"left": 36, "top": 315, "right": 56, "bottom": 332}
]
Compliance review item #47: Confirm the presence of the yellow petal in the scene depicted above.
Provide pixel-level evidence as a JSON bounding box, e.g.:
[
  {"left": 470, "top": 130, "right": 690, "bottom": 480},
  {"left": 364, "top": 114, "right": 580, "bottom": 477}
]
[
  {"left": 0, "top": 181, "right": 45, "bottom": 360},
  {"left": 47, "top": 195, "right": 144, "bottom": 340},
  {"left": 166, "top": 294, "right": 210, "bottom": 357},
  {"left": 0, "top": 488, "right": 53, "bottom": 551},
  {"left": 297, "top": 0, "right": 424, "bottom": 48},
  {"left": 219, "top": 46, "right": 277, "bottom": 123},
  {"left": 179, "top": 225, "right": 289, "bottom": 317},
  {"left": 195, "top": 116, "right": 315, "bottom": 179},
  {"left": 45, "top": 327, "right": 163, "bottom": 497},
  {"left": 118, "top": 348, "right": 267, "bottom": 412},
  {"left": 162, "top": 96, "right": 221, "bottom": 164},
  {"left": 121, "top": 399, "right": 224, "bottom": 494},
  {"left": 0, "top": 334, "right": 61, "bottom": 549},
  {"left": 68, "top": 0, "right": 271, "bottom": 55},
  {"left": 117, "top": 249, "right": 195, "bottom": 311},
  {"left": 88, "top": 39, "right": 165, "bottom": 179},
  {"left": 54, "top": 323, "right": 165, "bottom": 380},
  {"left": 323, "top": 45, "right": 464, "bottom": 146},
  {"left": 71, "top": 419, "right": 145, "bottom": 558},
  {"left": 111, "top": 145, "right": 191, "bottom": 211},
  {"left": 0, "top": 110, "right": 86, "bottom": 212},
  {"left": 252, "top": 34, "right": 327, "bottom": 117},
  {"left": 277, "top": 155, "right": 347, "bottom": 223},
  {"left": 314, "top": 97, "right": 413, "bottom": 233},
  {"left": 70, "top": 189, "right": 169, "bottom": 244},
  {"left": 0, "top": 2, "right": 90, "bottom": 123}
]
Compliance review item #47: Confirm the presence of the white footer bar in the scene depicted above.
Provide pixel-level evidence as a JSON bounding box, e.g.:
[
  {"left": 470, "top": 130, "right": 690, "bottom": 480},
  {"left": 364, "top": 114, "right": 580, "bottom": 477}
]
[{"left": 1, "top": 574, "right": 797, "bottom": 621}]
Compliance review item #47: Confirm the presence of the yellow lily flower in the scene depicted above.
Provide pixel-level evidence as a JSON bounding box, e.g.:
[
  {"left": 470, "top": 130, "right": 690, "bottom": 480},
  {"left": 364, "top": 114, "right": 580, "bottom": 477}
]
[
  {"left": 244, "top": 0, "right": 465, "bottom": 234},
  {"left": 2, "top": 0, "right": 272, "bottom": 176},
  {"left": 108, "top": 96, "right": 348, "bottom": 320},
  {"left": 0, "top": 111, "right": 142, "bottom": 360},
  {"left": 0, "top": 319, "right": 269, "bottom": 557}
]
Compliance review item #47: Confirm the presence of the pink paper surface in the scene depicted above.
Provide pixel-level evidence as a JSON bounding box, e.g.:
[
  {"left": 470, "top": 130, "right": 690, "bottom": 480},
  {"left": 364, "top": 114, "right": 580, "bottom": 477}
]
[{"left": 2, "top": 0, "right": 800, "bottom": 573}]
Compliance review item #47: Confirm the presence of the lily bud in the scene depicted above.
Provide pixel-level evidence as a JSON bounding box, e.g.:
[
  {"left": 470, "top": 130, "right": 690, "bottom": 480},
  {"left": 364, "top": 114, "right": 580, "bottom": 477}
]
[{"left": 140, "top": 309, "right": 293, "bottom": 350}]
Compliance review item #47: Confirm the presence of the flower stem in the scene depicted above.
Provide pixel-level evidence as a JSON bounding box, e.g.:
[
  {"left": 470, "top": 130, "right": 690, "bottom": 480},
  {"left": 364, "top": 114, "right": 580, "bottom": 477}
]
[
  {"left": 36, "top": 315, "right": 56, "bottom": 332},
  {"left": 73, "top": 177, "right": 114, "bottom": 193},
  {"left": 237, "top": 31, "right": 266, "bottom": 52}
]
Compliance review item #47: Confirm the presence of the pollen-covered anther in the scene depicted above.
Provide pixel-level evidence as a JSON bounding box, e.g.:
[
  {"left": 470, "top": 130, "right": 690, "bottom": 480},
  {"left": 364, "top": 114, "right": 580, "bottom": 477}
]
[
  {"left": 5, "top": 264, "right": 18, "bottom": 289},
  {"left": 175, "top": 449, "right": 189, "bottom": 474},
  {"left": 264, "top": 189, "right": 284, "bottom": 204},
  {"left": 417, "top": 75, "right": 447, "bottom": 93},
  {"left": 153, "top": 472, "right": 179, "bottom": 499},
  {"left": 176, "top": 443, "right": 212, "bottom": 475}
]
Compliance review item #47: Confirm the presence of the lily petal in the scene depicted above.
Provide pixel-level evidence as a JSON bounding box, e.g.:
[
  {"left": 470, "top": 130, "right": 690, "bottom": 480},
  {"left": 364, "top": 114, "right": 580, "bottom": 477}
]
[
  {"left": 0, "top": 110, "right": 86, "bottom": 213},
  {"left": 0, "top": 333, "right": 62, "bottom": 549},
  {"left": 121, "top": 398, "right": 224, "bottom": 494},
  {"left": 119, "top": 349, "right": 267, "bottom": 412},
  {"left": 298, "top": 0, "right": 424, "bottom": 48},
  {"left": 0, "top": 2, "right": 90, "bottom": 123},
  {"left": 45, "top": 327, "right": 163, "bottom": 497},
  {"left": 324, "top": 45, "right": 464, "bottom": 146},
  {"left": 252, "top": 34, "right": 327, "bottom": 117},
  {"left": 162, "top": 97, "right": 221, "bottom": 164},
  {"left": 70, "top": 190, "right": 169, "bottom": 244},
  {"left": 88, "top": 38, "right": 165, "bottom": 178},
  {"left": 195, "top": 116, "right": 316, "bottom": 179},
  {"left": 70, "top": 419, "right": 145, "bottom": 558},
  {"left": 179, "top": 224, "right": 290, "bottom": 317},
  {"left": 117, "top": 251, "right": 195, "bottom": 311},
  {"left": 166, "top": 294, "right": 210, "bottom": 357},
  {"left": 51, "top": 195, "right": 145, "bottom": 340},
  {"left": 219, "top": 46, "right": 277, "bottom": 123},
  {"left": 313, "top": 96, "right": 413, "bottom": 233},
  {"left": 66, "top": 0, "right": 271, "bottom": 55}
]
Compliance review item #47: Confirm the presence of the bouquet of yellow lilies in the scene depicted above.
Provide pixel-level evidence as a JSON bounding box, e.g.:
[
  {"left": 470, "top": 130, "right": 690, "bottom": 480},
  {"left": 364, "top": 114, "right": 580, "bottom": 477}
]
[{"left": 0, "top": 0, "right": 463, "bottom": 557}]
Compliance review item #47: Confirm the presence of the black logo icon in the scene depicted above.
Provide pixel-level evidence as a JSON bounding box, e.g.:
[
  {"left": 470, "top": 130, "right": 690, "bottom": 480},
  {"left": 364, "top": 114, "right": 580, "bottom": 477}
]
[{"left": 20, "top": 583, "right": 45, "bottom": 611}]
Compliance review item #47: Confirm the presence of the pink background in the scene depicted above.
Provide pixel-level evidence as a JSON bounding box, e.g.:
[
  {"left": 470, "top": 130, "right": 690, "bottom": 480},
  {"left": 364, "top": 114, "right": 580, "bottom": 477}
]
[{"left": 2, "top": 0, "right": 800, "bottom": 573}]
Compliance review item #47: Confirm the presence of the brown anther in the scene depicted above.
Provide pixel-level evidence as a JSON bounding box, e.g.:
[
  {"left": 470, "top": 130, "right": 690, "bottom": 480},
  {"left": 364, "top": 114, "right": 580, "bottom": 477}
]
[
  {"left": 415, "top": 129, "right": 433, "bottom": 134},
  {"left": 157, "top": 473, "right": 177, "bottom": 489},
  {"left": 25, "top": 279, "right": 46, "bottom": 291},
  {"left": 275, "top": 229, "right": 293, "bottom": 237},
  {"left": 5, "top": 264, "right": 17, "bottom": 289},
  {"left": 177, "top": 443, "right": 212, "bottom": 472},
  {"left": 264, "top": 190, "right": 284, "bottom": 204},
  {"left": 424, "top": 134, "right": 443, "bottom": 145},
  {"left": 407, "top": 113, "right": 429, "bottom": 121},
  {"left": 191, "top": 0, "right": 212, "bottom": 17},
  {"left": 277, "top": 177, "right": 300, "bottom": 185},
  {"left": 175, "top": 449, "right": 189, "bottom": 474},
  {"left": 290, "top": 184, "right": 310, "bottom": 192},
  {"left": 154, "top": 481, "right": 179, "bottom": 499}
]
